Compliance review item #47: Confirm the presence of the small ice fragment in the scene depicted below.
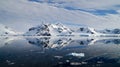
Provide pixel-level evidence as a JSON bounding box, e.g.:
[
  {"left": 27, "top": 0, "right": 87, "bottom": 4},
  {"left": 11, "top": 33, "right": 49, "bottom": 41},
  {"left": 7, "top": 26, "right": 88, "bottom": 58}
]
[
  {"left": 30, "top": 50, "right": 34, "bottom": 52},
  {"left": 68, "top": 52, "right": 85, "bottom": 57},
  {"left": 54, "top": 56, "right": 63, "bottom": 59},
  {"left": 70, "top": 62, "right": 81, "bottom": 65},
  {"left": 97, "top": 61, "right": 103, "bottom": 64},
  {"left": 66, "top": 60, "right": 70, "bottom": 62},
  {"left": 58, "top": 62, "right": 63, "bottom": 64},
  {"left": 6, "top": 60, "right": 15, "bottom": 65},
  {"left": 81, "top": 62, "right": 87, "bottom": 64}
]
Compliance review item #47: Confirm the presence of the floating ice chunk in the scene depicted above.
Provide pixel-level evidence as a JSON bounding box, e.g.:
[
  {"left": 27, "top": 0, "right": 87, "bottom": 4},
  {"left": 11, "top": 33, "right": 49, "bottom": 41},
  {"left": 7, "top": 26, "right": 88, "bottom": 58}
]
[
  {"left": 68, "top": 52, "right": 85, "bottom": 57},
  {"left": 66, "top": 60, "right": 70, "bottom": 62},
  {"left": 70, "top": 62, "right": 81, "bottom": 65},
  {"left": 6, "top": 60, "right": 15, "bottom": 65},
  {"left": 54, "top": 56, "right": 63, "bottom": 59}
]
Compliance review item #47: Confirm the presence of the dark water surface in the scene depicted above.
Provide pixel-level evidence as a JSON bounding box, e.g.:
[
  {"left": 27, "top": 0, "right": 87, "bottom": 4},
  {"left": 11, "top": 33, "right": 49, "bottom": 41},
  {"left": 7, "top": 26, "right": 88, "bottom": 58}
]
[{"left": 0, "top": 36, "right": 120, "bottom": 67}]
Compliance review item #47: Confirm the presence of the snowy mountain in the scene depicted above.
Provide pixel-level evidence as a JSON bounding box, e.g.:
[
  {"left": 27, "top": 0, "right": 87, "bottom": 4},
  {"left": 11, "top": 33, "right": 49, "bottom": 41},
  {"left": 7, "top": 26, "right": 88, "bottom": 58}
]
[
  {"left": 77, "top": 27, "right": 97, "bottom": 34},
  {"left": 24, "top": 23, "right": 103, "bottom": 36},
  {"left": 0, "top": 24, "right": 17, "bottom": 36},
  {"left": 99, "top": 29, "right": 120, "bottom": 34},
  {"left": 72, "top": 26, "right": 100, "bottom": 36},
  {"left": 0, "top": 22, "right": 119, "bottom": 36},
  {"left": 24, "top": 23, "right": 73, "bottom": 36}
]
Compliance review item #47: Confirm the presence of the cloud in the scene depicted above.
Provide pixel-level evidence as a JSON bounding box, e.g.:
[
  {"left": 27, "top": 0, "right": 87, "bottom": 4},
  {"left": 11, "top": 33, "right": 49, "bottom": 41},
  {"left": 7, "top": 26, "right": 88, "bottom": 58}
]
[
  {"left": 29, "top": 0, "right": 120, "bottom": 15},
  {"left": 29, "top": 0, "right": 120, "bottom": 10},
  {"left": 102, "top": 14, "right": 120, "bottom": 29},
  {"left": 0, "top": 0, "right": 120, "bottom": 32}
]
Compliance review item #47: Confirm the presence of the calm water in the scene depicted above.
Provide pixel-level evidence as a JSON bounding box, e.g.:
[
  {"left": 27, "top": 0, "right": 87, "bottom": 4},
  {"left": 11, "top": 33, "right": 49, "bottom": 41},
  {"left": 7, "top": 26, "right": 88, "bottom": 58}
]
[{"left": 0, "top": 36, "right": 120, "bottom": 67}]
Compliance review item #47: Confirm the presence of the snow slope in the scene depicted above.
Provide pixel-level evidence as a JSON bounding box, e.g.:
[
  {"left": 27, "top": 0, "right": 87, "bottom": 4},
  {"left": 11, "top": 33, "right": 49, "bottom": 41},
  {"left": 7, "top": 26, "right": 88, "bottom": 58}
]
[{"left": 0, "top": 24, "right": 16, "bottom": 36}]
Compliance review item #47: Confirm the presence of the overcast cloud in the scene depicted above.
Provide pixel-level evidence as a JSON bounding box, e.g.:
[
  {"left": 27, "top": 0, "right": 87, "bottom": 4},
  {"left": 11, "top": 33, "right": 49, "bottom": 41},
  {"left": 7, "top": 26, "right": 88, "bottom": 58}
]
[{"left": 0, "top": 0, "right": 120, "bottom": 32}]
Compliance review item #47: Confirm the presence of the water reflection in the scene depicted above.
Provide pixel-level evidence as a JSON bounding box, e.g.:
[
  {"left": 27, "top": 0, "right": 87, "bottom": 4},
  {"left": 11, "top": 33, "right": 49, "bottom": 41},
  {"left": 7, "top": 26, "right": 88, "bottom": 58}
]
[
  {"left": 0, "top": 37, "right": 120, "bottom": 67},
  {"left": 26, "top": 37, "right": 120, "bottom": 49},
  {"left": 97, "top": 39, "right": 120, "bottom": 45},
  {"left": 26, "top": 37, "right": 72, "bottom": 49},
  {"left": 0, "top": 37, "right": 18, "bottom": 48}
]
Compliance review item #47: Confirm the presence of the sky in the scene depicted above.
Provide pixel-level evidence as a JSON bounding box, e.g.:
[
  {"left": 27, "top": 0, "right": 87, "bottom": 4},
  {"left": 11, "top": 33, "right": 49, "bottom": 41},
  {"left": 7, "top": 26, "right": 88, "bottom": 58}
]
[{"left": 0, "top": 0, "right": 120, "bottom": 32}]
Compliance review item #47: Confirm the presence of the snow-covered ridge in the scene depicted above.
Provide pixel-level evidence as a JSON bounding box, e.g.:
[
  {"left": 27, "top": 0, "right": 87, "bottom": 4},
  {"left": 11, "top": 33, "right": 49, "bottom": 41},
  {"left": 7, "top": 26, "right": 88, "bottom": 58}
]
[
  {"left": 24, "top": 23, "right": 120, "bottom": 36},
  {"left": 73, "top": 26, "right": 100, "bottom": 36},
  {"left": 25, "top": 23, "right": 98, "bottom": 36},
  {"left": 99, "top": 29, "right": 120, "bottom": 34}
]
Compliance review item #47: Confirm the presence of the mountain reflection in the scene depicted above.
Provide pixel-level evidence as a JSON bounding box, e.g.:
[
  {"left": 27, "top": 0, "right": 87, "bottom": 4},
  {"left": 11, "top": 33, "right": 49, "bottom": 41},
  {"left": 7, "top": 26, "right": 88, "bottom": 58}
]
[
  {"left": 26, "top": 37, "right": 73, "bottom": 49},
  {"left": 97, "top": 39, "right": 120, "bottom": 45},
  {"left": 26, "top": 37, "right": 120, "bottom": 49},
  {"left": 0, "top": 36, "right": 18, "bottom": 48}
]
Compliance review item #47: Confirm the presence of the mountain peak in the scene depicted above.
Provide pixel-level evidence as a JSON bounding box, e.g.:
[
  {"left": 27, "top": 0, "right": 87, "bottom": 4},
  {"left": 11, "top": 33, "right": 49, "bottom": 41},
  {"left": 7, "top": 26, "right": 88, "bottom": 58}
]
[{"left": 25, "top": 23, "right": 73, "bottom": 36}]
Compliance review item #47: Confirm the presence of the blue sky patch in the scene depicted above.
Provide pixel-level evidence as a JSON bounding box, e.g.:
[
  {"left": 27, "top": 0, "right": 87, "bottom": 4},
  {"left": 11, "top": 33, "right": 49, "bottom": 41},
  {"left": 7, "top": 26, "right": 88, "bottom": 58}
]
[
  {"left": 64, "top": 6, "right": 119, "bottom": 15},
  {"left": 88, "top": 9, "right": 119, "bottom": 15},
  {"left": 28, "top": 0, "right": 119, "bottom": 16},
  {"left": 115, "top": 5, "right": 120, "bottom": 7}
]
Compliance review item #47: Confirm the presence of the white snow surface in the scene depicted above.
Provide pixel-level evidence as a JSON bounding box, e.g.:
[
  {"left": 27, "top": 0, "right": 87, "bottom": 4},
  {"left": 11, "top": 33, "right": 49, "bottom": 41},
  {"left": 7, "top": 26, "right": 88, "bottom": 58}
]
[{"left": 0, "top": 24, "right": 16, "bottom": 35}]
